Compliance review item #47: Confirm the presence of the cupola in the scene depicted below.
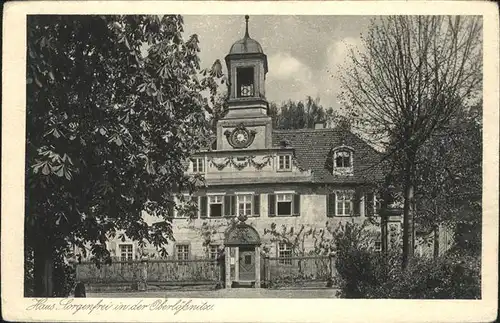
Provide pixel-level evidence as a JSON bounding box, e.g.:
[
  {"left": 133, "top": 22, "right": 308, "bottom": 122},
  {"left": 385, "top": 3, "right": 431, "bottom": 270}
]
[
  {"left": 224, "top": 15, "right": 269, "bottom": 119},
  {"left": 229, "top": 16, "right": 265, "bottom": 55}
]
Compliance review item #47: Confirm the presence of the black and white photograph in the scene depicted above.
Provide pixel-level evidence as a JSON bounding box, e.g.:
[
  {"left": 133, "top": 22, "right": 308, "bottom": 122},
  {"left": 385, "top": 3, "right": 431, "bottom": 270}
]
[{"left": 2, "top": 1, "right": 498, "bottom": 322}]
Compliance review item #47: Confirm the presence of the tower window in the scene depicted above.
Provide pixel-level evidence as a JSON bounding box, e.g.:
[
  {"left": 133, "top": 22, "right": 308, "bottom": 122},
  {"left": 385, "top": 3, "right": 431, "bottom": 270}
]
[{"left": 237, "top": 67, "right": 254, "bottom": 97}]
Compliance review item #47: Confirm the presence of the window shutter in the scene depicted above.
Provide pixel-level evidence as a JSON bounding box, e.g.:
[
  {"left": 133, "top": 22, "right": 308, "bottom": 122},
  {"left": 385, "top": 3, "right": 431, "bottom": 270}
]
[
  {"left": 231, "top": 195, "right": 237, "bottom": 216},
  {"left": 353, "top": 191, "right": 361, "bottom": 216},
  {"left": 327, "top": 193, "right": 335, "bottom": 217},
  {"left": 194, "top": 196, "right": 200, "bottom": 218},
  {"left": 253, "top": 194, "right": 260, "bottom": 217},
  {"left": 365, "top": 193, "right": 374, "bottom": 216},
  {"left": 200, "top": 196, "right": 208, "bottom": 218},
  {"left": 224, "top": 195, "right": 232, "bottom": 216},
  {"left": 268, "top": 194, "right": 276, "bottom": 217},
  {"left": 292, "top": 194, "right": 300, "bottom": 216}
]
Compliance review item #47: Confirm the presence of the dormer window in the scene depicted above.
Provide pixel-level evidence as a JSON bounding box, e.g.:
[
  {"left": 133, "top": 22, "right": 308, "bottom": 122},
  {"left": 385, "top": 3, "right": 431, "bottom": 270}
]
[
  {"left": 191, "top": 157, "right": 204, "bottom": 173},
  {"left": 277, "top": 154, "right": 292, "bottom": 171},
  {"left": 332, "top": 147, "right": 354, "bottom": 175},
  {"left": 335, "top": 150, "right": 352, "bottom": 168},
  {"left": 237, "top": 67, "right": 254, "bottom": 97}
]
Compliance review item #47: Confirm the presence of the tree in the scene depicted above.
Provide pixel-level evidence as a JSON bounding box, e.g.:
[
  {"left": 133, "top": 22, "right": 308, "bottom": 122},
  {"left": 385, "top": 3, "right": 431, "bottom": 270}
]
[
  {"left": 339, "top": 16, "right": 482, "bottom": 268},
  {"left": 415, "top": 102, "right": 482, "bottom": 256},
  {"left": 26, "top": 15, "right": 223, "bottom": 296},
  {"left": 209, "top": 93, "right": 229, "bottom": 133},
  {"left": 270, "top": 96, "right": 329, "bottom": 129}
]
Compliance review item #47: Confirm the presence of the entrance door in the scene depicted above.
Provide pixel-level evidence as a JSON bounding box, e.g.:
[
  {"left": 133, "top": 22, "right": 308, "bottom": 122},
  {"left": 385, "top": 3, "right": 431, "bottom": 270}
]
[{"left": 238, "top": 246, "right": 256, "bottom": 281}]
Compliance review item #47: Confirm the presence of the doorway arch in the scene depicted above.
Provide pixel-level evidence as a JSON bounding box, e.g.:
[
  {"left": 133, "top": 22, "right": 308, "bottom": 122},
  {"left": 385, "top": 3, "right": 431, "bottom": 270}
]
[{"left": 224, "top": 222, "right": 262, "bottom": 288}]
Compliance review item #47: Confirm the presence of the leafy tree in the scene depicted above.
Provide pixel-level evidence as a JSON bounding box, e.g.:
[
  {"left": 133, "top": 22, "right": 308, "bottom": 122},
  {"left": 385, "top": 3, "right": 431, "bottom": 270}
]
[
  {"left": 267, "top": 102, "right": 281, "bottom": 129},
  {"left": 271, "top": 96, "right": 327, "bottom": 129},
  {"left": 26, "top": 15, "right": 223, "bottom": 296},
  {"left": 339, "top": 16, "right": 482, "bottom": 268},
  {"left": 209, "top": 93, "right": 229, "bottom": 133},
  {"left": 415, "top": 102, "right": 482, "bottom": 256}
]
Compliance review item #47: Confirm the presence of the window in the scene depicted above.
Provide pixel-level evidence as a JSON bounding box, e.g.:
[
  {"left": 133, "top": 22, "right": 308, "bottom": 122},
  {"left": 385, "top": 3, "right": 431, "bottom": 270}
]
[
  {"left": 277, "top": 155, "right": 292, "bottom": 171},
  {"left": 238, "top": 195, "right": 253, "bottom": 216},
  {"left": 237, "top": 67, "right": 254, "bottom": 97},
  {"left": 278, "top": 243, "right": 292, "bottom": 265},
  {"left": 277, "top": 193, "right": 293, "bottom": 216},
  {"left": 336, "top": 193, "right": 352, "bottom": 216},
  {"left": 269, "top": 193, "right": 299, "bottom": 217},
  {"left": 335, "top": 150, "right": 352, "bottom": 168},
  {"left": 119, "top": 244, "right": 133, "bottom": 261},
  {"left": 209, "top": 195, "right": 223, "bottom": 217},
  {"left": 208, "top": 244, "right": 220, "bottom": 260},
  {"left": 365, "top": 192, "right": 380, "bottom": 216},
  {"left": 176, "top": 244, "right": 190, "bottom": 263},
  {"left": 191, "top": 158, "right": 204, "bottom": 173}
]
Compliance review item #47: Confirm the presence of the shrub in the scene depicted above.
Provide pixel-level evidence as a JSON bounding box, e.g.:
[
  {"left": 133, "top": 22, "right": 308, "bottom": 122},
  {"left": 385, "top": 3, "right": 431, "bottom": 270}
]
[
  {"left": 369, "top": 253, "right": 481, "bottom": 299},
  {"left": 333, "top": 221, "right": 480, "bottom": 299}
]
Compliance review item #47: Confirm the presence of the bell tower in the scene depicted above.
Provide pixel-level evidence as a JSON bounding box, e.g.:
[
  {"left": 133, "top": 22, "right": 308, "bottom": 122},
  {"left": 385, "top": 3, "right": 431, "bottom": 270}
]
[{"left": 217, "top": 15, "right": 272, "bottom": 150}]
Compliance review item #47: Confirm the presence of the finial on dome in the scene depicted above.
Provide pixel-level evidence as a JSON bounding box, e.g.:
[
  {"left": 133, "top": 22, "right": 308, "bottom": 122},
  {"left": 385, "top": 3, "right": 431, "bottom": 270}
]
[{"left": 244, "top": 15, "right": 250, "bottom": 38}]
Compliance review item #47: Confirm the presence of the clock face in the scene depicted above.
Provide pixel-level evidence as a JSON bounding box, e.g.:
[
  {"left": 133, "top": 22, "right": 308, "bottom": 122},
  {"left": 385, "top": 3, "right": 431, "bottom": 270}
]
[
  {"left": 224, "top": 124, "right": 256, "bottom": 149},
  {"left": 232, "top": 129, "right": 249, "bottom": 146}
]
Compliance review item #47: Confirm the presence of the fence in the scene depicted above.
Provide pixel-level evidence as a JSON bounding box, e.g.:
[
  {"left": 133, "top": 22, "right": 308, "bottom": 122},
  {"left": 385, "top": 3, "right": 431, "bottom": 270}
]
[
  {"left": 76, "top": 258, "right": 221, "bottom": 290},
  {"left": 76, "top": 254, "right": 337, "bottom": 290},
  {"left": 264, "top": 254, "right": 336, "bottom": 288},
  {"left": 76, "top": 261, "right": 142, "bottom": 284},
  {"left": 147, "top": 259, "right": 220, "bottom": 283}
]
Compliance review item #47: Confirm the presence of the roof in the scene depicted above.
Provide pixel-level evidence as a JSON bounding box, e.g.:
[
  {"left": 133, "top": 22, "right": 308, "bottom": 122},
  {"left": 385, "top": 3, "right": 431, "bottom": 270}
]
[
  {"left": 228, "top": 15, "right": 264, "bottom": 55},
  {"left": 229, "top": 37, "right": 263, "bottom": 55},
  {"left": 272, "top": 128, "right": 385, "bottom": 184}
]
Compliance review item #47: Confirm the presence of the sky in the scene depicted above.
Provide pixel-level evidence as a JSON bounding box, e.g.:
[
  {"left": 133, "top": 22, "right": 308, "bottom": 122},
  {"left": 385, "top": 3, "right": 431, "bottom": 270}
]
[{"left": 182, "top": 15, "right": 374, "bottom": 111}]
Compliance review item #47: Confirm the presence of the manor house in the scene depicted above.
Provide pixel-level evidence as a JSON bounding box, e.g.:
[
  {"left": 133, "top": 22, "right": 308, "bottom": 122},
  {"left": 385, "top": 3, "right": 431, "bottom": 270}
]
[{"left": 98, "top": 16, "right": 400, "bottom": 287}]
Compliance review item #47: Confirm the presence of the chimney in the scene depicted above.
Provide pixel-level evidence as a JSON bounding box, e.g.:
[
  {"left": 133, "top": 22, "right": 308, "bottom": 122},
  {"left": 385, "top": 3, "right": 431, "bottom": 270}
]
[{"left": 314, "top": 122, "right": 325, "bottom": 130}]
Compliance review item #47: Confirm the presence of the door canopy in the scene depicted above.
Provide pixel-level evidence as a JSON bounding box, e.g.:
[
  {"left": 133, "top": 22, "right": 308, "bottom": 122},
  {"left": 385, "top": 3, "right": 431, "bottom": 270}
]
[{"left": 225, "top": 216, "right": 261, "bottom": 246}]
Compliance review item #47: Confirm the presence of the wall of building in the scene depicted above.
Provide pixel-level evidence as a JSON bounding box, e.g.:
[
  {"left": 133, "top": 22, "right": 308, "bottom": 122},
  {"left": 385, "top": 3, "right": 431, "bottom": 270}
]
[{"left": 96, "top": 191, "right": 382, "bottom": 261}]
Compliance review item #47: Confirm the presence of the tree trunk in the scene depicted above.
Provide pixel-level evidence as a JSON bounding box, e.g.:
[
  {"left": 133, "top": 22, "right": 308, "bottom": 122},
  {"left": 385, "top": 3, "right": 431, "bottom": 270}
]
[
  {"left": 33, "top": 241, "right": 54, "bottom": 297},
  {"left": 433, "top": 224, "right": 440, "bottom": 259},
  {"left": 402, "top": 175, "right": 415, "bottom": 269}
]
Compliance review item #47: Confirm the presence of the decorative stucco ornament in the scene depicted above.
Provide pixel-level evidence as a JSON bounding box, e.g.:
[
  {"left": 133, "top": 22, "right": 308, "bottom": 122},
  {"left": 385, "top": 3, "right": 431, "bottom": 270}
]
[
  {"left": 237, "top": 214, "right": 248, "bottom": 223},
  {"left": 224, "top": 123, "right": 257, "bottom": 149},
  {"left": 248, "top": 155, "right": 272, "bottom": 170}
]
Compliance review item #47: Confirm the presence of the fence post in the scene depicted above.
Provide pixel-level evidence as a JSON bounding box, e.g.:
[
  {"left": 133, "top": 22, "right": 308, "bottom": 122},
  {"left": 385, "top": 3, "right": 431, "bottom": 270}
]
[
  {"left": 264, "top": 255, "right": 270, "bottom": 287},
  {"left": 225, "top": 246, "right": 231, "bottom": 289},
  {"left": 254, "top": 246, "right": 261, "bottom": 288},
  {"left": 138, "top": 259, "right": 148, "bottom": 291},
  {"left": 329, "top": 251, "right": 336, "bottom": 286}
]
